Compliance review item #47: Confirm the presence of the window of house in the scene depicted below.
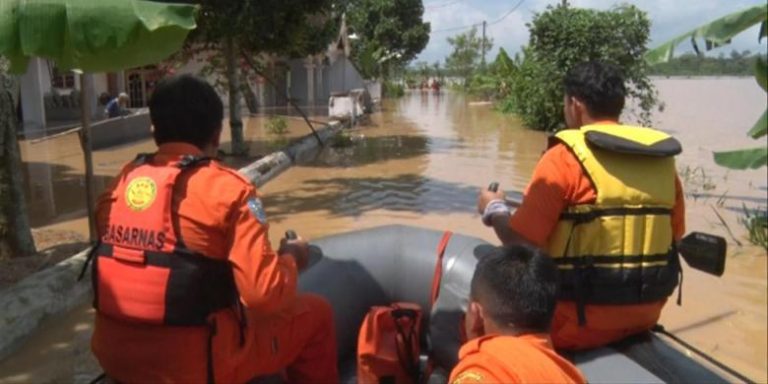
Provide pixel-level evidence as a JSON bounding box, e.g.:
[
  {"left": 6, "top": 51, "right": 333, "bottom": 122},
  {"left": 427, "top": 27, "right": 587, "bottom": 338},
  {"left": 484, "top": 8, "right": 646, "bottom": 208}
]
[{"left": 51, "top": 66, "right": 76, "bottom": 89}]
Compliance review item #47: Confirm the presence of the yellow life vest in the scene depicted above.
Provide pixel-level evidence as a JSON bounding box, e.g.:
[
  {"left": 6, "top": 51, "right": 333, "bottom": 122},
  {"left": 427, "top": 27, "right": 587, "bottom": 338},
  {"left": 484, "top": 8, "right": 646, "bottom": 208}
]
[{"left": 548, "top": 124, "right": 682, "bottom": 321}]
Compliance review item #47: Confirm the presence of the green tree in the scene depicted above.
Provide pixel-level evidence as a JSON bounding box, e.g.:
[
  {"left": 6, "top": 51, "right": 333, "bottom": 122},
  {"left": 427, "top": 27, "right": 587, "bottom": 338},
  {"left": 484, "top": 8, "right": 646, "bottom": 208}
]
[
  {"left": 163, "top": 0, "right": 336, "bottom": 155},
  {"left": 506, "top": 2, "right": 657, "bottom": 131},
  {"left": 433, "top": 61, "right": 442, "bottom": 81},
  {"left": 416, "top": 61, "right": 430, "bottom": 80},
  {"left": 646, "top": 4, "right": 767, "bottom": 170},
  {"left": 342, "top": 0, "right": 431, "bottom": 79},
  {"left": 475, "top": 48, "right": 518, "bottom": 101},
  {"left": 445, "top": 27, "right": 493, "bottom": 88}
]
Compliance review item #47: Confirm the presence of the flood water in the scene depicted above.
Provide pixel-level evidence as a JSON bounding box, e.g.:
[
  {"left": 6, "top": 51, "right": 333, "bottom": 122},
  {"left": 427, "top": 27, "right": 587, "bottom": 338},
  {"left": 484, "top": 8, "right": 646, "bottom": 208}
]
[{"left": 1, "top": 78, "right": 766, "bottom": 383}]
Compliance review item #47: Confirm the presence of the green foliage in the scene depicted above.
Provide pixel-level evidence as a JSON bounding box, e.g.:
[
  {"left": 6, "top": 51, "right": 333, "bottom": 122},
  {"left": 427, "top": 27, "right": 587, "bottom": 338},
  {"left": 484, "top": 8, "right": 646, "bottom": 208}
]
[
  {"left": 383, "top": 80, "right": 405, "bottom": 98},
  {"left": 341, "top": 0, "right": 431, "bottom": 79},
  {"left": 506, "top": 51, "right": 564, "bottom": 128},
  {"left": 678, "top": 165, "right": 717, "bottom": 193},
  {"left": 404, "top": 60, "right": 446, "bottom": 85},
  {"left": 266, "top": 116, "right": 288, "bottom": 136},
  {"left": 756, "top": 56, "right": 768, "bottom": 92},
  {"left": 466, "top": 48, "right": 518, "bottom": 100},
  {"left": 748, "top": 109, "right": 767, "bottom": 139},
  {"left": 739, "top": 205, "right": 768, "bottom": 250},
  {"left": 445, "top": 27, "right": 493, "bottom": 87},
  {"left": 0, "top": 0, "right": 197, "bottom": 74},
  {"left": 505, "top": 3, "right": 657, "bottom": 131},
  {"left": 646, "top": 4, "right": 767, "bottom": 65},
  {"left": 713, "top": 147, "right": 767, "bottom": 170},
  {"left": 647, "top": 4, "right": 767, "bottom": 170},
  {"left": 649, "top": 51, "right": 765, "bottom": 76},
  {"left": 354, "top": 44, "right": 381, "bottom": 82},
  {"left": 491, "top": 48, "right": 517, "bottom": 78},
  {"left": 159, "top": 0, "right": 336, "bottom": 155},
  {"left": 181, "top": 0, "right": 336, "bottom": 57},
  {"left": 331, "top": 130, "right": 355, "bottom": 148}
]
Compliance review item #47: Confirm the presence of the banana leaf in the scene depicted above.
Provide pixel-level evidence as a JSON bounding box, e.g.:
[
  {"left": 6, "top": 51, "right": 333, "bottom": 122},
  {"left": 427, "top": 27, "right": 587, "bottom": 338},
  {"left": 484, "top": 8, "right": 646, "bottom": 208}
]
[
  {"left": 748, "top": 109, "right": 767, "bottom": 139},
  {"left": 714, "top": 147, "right": 768, "bottom": 170},
  {"left": 0, "top": 0, "right": 197, "bottom": 74},
  {"left": 646, "top": 4, "right": 767, "bottom": 65},
  {"left": 757, "top": 57, "right": 768, "bottom": 92}
]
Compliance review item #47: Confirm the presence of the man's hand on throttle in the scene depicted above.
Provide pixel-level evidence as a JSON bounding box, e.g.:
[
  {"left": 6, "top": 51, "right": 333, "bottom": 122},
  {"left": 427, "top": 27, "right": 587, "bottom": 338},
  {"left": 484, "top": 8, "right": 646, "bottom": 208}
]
[
  {"left": 279, "top": 236, "right": 309, "bottom": 271},
  {"left": 477, "top": 187, "right": 506, "bottom": 215}
]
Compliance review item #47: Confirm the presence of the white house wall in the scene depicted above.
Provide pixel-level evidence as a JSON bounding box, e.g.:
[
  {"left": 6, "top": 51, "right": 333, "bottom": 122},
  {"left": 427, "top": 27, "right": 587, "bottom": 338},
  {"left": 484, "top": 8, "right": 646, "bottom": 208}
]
[{"left": 174, "top": 52, "right": 367, "bottom": 110}]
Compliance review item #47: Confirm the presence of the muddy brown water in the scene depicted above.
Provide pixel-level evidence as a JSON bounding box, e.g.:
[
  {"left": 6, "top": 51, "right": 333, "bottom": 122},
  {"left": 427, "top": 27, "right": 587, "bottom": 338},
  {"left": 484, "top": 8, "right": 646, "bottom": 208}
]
[{"left": 1, "top": 79, "right": 766, "bottom": 383}]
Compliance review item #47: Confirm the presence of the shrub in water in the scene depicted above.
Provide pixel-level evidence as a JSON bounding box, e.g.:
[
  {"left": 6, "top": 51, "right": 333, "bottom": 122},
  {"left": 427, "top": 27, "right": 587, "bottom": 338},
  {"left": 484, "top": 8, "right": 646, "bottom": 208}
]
[{"left": 266, "top": 116, "right": 288, "bottom": 135}]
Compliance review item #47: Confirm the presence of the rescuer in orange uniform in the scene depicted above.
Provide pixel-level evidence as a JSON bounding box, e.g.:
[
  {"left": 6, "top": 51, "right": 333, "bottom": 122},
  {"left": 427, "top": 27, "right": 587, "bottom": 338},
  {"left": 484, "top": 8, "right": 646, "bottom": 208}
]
[
  {"left": 477, "top": 61, "right": 686, "bottom": 350},
  {"left": 449, "top": 245, "right": 586, "bottom": 384},
  {"left": 88, "top": 74, "right": 338, "bottom": 383}
]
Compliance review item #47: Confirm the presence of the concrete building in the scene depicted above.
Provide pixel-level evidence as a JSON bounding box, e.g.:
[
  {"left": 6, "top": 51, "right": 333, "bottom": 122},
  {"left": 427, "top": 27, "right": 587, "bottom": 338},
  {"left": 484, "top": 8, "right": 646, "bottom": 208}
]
[
  {"left": 17, "top": 15, "right": 372, "bottom": 137},
  {"left": 17, "top": 58, "right": 160, "bottom": 137}
]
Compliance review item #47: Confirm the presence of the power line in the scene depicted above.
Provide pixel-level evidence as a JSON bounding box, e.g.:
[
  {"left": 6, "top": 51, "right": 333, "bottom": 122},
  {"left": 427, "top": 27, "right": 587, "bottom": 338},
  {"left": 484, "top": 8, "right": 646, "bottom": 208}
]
[
  {"left": 425, "top": 0, "right": 466, "bottom": 10},
  {"left": 431, "top": 0, "right": 525, "bottom": 34},
  {"left": 432, "top": 22, "right": 482, "bottom": 34},
  {"left": 487, "top": 0, "right": 525, "bottom": 26}
]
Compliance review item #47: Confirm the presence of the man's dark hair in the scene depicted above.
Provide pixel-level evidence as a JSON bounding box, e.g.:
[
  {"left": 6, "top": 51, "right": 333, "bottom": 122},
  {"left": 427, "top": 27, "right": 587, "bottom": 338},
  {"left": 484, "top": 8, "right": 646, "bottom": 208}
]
[
  {"left": 564, "top": 61, "right": 626, "bottom": 119},
  {"left": 149, "top": 74, "right": 223, "bottom": 149},
  {"left": 470, "top": 245, "right": 559, "bottom": 332}
]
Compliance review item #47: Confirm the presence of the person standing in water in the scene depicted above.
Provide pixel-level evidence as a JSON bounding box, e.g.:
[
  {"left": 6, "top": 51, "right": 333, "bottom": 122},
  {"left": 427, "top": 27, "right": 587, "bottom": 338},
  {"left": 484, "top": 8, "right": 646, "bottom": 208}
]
[
  {"left": 89, "top": 74, "right": 338, "bottom": 383},
  {"left": 450, "top": 245, "right": 586, "bottom": 383},
  {"left": 477, "top": 61, "right": 686, "bottom": 350}
]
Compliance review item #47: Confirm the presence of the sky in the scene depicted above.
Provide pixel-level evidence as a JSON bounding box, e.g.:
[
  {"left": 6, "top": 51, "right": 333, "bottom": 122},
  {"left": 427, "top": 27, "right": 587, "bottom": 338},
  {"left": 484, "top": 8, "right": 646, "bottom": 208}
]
[{"left": 415, "top": 0, "right": 767, "bottom": 64}]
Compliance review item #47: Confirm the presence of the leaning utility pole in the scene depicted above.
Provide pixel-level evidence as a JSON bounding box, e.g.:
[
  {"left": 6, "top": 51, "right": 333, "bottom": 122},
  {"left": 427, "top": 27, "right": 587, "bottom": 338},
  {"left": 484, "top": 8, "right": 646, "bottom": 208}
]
[{"left": 481, "top": 20, "right": 487, "bottom": 71}]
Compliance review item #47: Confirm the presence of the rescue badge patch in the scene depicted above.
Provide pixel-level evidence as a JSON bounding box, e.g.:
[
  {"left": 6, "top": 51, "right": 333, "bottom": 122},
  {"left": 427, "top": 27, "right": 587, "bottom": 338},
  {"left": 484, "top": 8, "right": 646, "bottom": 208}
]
[
  {"left": 451, "top": 372, "right": 484, "bottom": 384},
  {"left": 248, "top": 198, "right": 268, "bottom": 224},
  {"left": 125, "top": 177, "right": 157, "bottom": 211}
]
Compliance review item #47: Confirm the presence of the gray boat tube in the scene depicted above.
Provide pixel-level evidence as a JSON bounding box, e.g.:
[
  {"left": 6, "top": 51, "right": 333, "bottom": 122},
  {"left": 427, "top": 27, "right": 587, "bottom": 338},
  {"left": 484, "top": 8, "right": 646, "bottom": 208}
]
[{"left": 298, "top": 225, "right": 733, "bottom": 383}]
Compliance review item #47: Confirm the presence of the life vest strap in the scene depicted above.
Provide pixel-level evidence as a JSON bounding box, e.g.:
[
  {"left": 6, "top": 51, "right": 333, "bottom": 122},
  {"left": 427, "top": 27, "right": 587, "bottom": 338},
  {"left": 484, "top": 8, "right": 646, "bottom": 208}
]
[
  {"left": 206, "top": 319, "right": 217, "bottom": 384},
  {"left": 558, "top": 251, "right": 679, "bottom": 305},
  {"left": 178, "top": 154, "right": 211, "bottom": 169},
  {"left": 553, "top": 252, "right": 670, "bottom": 266},
  {"left": 78, "top": 242, "right": 101, "bottom": 282},
  {"left": 94, "top": 242, "right": 237, "bottom": 326},
  {"left": 559, "top": 206, "right": 671, "bottom": 224},
  {"left": 133, "top": 153, "right": 154, "bottom": 165}
]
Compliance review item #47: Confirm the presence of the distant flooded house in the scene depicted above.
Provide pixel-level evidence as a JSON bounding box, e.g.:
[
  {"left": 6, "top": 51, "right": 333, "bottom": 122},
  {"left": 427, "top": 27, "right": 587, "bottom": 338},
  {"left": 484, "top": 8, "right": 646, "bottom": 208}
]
[
  {"left": 16, "top": 58, "right": 158, "bottom": 137},
  {"left": 17, "top": 15, "right": 369, "bottom": 137},
  {"left": 176, "top": 14, "right": 371, "bottom": 111}
]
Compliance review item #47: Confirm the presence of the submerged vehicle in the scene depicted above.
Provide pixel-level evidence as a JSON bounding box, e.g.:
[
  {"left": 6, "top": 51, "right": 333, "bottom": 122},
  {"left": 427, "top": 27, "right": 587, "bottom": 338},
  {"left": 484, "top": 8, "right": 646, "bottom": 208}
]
[{"left": 298, "top": 225, "right": 742, "bottom": 384}]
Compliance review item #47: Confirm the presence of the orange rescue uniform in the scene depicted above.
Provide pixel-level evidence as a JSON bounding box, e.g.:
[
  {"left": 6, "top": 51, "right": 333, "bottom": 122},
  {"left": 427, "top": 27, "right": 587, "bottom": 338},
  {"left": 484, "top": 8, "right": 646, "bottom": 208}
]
[
  {"left": 449, "top": 333, "right": 586, "bottom": 384},
  {"left": 91, "top": 143, "right": 337, "bottom": 383},
  {"left": 509, "top": 124, "right": 686, "bottom": 350}
]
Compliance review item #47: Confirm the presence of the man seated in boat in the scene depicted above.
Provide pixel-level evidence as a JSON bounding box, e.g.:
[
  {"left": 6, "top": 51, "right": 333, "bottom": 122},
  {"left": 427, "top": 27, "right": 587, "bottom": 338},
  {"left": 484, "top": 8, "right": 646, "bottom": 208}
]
[
  {"left": 88, "top": 74, "right": 338, "bottom": 383},
  {"left": 477, "top": 60, "right": 685, "bottom": 350},
  {"left": 450, "top": 244, "right": 586, "bottom": 383}
]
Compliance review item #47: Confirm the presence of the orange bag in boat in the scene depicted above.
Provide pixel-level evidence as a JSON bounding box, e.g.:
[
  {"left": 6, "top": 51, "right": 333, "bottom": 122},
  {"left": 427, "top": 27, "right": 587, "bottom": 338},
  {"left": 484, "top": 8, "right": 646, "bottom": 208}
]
[{"left": 357, "top": 302, "right": 422, "bottom": 384}]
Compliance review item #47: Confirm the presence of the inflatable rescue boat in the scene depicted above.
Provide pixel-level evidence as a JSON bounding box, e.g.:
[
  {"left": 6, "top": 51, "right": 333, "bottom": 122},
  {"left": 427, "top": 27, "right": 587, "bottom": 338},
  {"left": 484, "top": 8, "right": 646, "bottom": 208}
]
[{"left": 298, "top": 225, "right": 739, "bottom": 384}]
